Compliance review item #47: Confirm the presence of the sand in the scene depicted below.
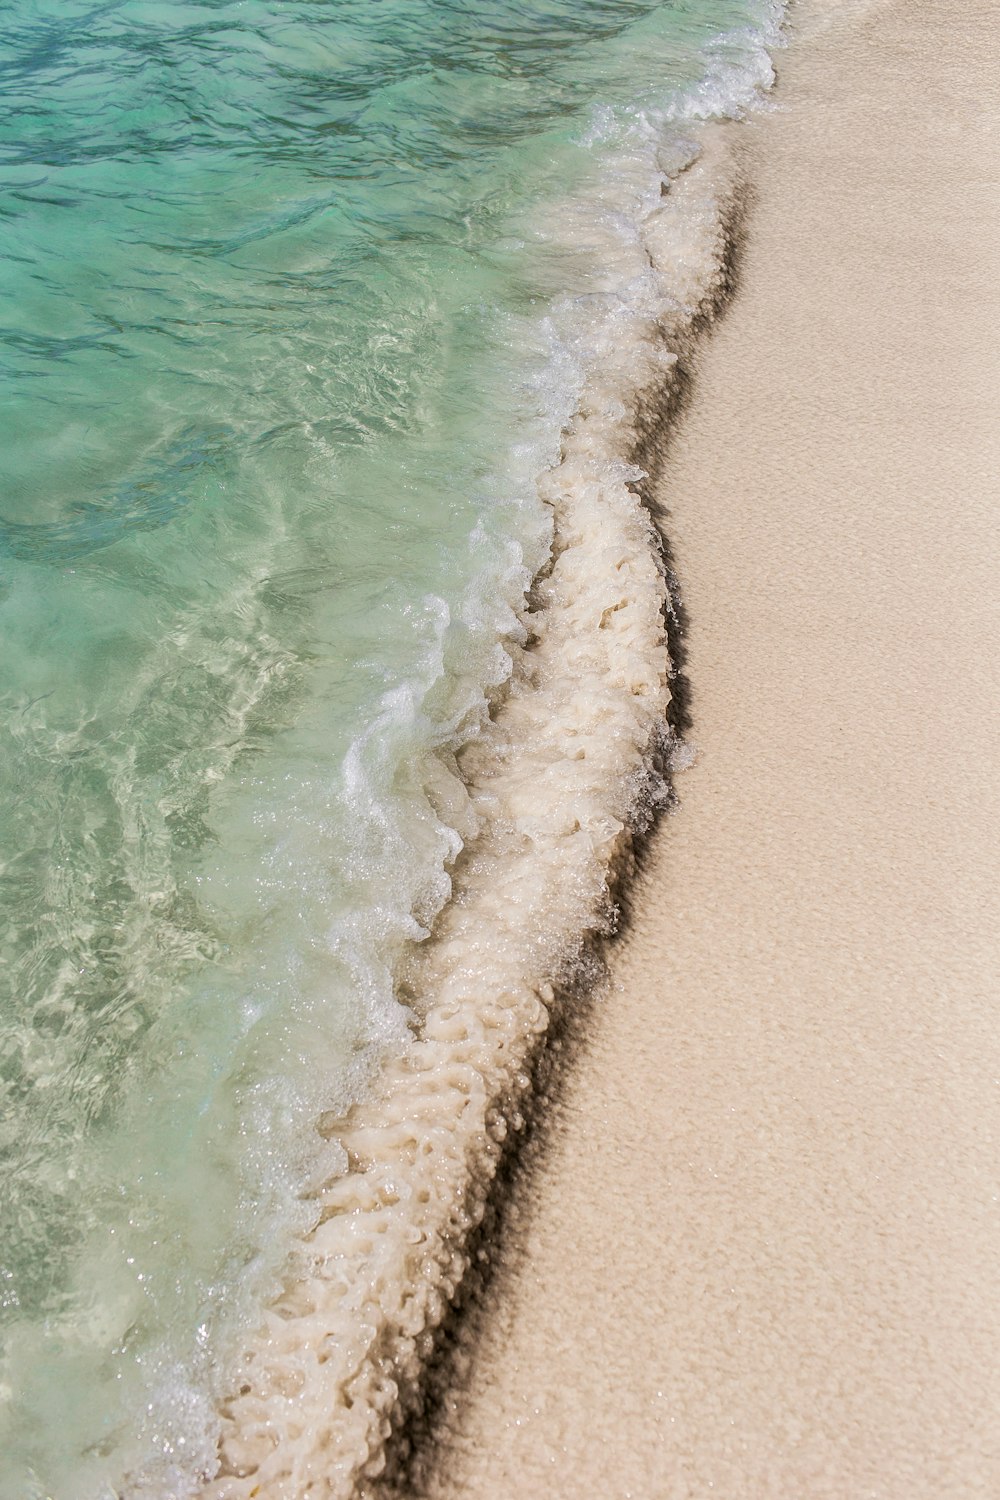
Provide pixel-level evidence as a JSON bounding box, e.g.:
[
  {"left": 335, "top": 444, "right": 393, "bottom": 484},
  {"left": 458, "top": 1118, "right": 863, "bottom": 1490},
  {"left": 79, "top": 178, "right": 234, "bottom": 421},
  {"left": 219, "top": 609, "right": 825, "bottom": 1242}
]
[{"left": 409, "top": 1, "right": 1000, "bottom": 1495}]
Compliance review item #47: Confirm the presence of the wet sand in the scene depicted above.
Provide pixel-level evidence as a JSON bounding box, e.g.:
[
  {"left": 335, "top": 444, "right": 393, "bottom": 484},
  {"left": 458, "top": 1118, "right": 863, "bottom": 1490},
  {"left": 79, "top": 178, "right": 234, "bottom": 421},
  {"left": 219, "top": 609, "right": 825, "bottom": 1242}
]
[{"left": 416, "top": 1, "right": 1000, "bottom": 1495}]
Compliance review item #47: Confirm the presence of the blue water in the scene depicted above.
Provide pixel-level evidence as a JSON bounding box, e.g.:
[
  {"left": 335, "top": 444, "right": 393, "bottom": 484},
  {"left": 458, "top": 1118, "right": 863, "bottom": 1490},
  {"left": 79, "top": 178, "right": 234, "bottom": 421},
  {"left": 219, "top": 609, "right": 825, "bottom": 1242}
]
[{"left": 0, "top": 1, "right": 778, "bottom": 1493}]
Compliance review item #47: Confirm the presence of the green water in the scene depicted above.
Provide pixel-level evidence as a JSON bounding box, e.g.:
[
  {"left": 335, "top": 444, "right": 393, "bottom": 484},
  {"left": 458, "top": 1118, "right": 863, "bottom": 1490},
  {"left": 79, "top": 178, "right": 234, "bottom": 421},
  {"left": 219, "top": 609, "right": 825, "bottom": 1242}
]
[{"left": 0, "top": 0, "right": 779, "bottom": 1492}]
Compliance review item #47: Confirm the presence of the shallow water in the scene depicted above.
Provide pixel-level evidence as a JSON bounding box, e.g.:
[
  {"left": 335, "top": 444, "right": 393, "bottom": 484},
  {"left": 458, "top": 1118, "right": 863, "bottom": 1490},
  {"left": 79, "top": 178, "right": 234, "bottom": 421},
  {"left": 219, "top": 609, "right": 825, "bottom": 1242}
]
[{"left": 0, "top": 1, "right": 777, "bottom": 1493}]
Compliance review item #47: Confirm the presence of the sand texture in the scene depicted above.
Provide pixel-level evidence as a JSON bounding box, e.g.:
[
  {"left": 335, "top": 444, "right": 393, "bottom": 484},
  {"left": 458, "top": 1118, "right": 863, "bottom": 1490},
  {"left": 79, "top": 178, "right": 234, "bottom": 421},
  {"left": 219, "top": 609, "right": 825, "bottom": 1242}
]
[{"left": 409, "top": 1, "right": 1000, "bottom": 1495}]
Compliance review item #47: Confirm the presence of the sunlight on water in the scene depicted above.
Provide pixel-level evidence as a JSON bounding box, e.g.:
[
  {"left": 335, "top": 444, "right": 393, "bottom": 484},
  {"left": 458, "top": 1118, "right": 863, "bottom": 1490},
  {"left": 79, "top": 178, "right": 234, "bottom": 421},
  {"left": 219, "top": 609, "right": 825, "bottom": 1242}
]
[{"left": 0, "top": 0, "right": 772, "bottom": 1492}]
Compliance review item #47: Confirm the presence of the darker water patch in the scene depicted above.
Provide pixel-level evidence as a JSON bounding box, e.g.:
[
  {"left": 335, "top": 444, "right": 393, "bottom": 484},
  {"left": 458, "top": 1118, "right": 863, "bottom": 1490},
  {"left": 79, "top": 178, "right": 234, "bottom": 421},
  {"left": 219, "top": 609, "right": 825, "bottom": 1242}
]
[{"left": 0, "top": 424, "right": 231, "bottom": 562}]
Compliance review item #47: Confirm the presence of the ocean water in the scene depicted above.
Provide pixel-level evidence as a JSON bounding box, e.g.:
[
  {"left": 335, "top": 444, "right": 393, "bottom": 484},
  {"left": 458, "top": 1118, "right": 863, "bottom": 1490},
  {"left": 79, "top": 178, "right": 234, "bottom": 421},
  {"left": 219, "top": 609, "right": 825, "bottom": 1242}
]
[{"left": 0, "top": 1, "right": 779, "bottom": 1495}]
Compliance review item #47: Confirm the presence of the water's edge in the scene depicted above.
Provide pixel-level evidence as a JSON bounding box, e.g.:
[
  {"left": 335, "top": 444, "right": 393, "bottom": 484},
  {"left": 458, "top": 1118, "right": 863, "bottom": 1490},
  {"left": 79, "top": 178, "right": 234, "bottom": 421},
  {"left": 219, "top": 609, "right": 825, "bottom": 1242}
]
[
  {"left": 367, "top": 165, "right": 754, "bottom": 1500},
  {"left": 181, "top": 114, "right": 758, "bottom": 1500}
]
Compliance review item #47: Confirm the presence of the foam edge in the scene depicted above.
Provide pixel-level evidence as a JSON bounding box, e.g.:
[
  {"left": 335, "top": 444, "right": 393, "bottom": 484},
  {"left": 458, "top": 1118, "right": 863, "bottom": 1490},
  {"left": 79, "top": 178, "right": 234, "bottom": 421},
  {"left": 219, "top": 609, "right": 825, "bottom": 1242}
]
[{"left": 203, "top": 124, "right": 747, "bottom": 1500}]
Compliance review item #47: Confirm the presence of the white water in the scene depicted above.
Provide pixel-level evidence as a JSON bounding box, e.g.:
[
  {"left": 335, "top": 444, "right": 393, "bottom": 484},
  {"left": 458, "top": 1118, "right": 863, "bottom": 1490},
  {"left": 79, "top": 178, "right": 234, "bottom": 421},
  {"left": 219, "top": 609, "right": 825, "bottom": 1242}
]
[{"left": 206, "top": 32, "right": 781, "bottom": 1493}]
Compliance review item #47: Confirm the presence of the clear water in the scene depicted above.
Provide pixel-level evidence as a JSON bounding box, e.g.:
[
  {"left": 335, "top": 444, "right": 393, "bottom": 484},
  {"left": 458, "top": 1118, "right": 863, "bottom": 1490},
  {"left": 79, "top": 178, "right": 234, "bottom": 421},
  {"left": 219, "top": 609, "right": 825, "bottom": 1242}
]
[{"left": 0, "top": 0, "right": 776, "bottom": 1493}]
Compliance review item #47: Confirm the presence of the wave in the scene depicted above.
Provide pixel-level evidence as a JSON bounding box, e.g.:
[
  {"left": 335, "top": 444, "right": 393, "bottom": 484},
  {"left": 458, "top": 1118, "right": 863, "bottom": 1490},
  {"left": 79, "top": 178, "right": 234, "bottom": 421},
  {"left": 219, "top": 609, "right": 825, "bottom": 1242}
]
[
  {"left": 80, "top": 10, "right": 785, "bottom": 1496},
  {"left": 199, "top": 86, "right": 775, "bottom": 1500}
]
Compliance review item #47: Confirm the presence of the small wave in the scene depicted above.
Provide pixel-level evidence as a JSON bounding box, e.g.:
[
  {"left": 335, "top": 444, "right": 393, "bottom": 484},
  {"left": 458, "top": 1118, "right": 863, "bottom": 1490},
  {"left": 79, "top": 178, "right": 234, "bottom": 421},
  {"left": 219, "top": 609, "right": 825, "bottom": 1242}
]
[
  {"left": 199, "top": 22, "right": 780, "bottom": 1494},
  {"left": 0, "top": 2, "right": 782, "bottom": 1493}
]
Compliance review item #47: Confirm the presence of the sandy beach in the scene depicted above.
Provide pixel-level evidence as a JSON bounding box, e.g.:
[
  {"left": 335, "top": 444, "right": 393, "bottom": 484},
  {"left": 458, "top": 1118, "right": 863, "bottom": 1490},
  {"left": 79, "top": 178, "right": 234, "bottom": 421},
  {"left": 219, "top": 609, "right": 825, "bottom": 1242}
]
[{"left": 402, "top": 1, "right": 1000, "bottom": 1495}]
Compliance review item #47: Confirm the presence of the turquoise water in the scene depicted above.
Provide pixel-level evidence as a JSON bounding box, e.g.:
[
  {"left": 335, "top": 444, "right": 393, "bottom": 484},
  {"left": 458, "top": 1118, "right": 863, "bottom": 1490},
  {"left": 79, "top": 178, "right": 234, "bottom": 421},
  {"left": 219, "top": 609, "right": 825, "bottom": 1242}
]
[{"left": 0, "top": 1, "right": 777, "bottom": 1493}]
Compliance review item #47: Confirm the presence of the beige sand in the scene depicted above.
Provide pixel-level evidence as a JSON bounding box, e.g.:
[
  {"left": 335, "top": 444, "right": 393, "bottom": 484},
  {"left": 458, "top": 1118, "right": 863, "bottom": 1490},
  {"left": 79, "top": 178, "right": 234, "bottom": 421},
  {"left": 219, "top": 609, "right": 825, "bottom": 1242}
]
[{"left": 415, "top": 2, "right": 1000, "bottom": 1495}]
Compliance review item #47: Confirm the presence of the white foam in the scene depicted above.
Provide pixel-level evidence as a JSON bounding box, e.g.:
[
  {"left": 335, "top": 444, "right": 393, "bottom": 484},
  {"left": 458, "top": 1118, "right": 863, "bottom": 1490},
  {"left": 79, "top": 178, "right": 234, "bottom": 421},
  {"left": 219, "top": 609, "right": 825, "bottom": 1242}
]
[
  {"left": 195, "top": 28, "right": 788, "bottom": 1496},
  {"left": 197, "top": 101, "right": 766, "bottom": 1495}
]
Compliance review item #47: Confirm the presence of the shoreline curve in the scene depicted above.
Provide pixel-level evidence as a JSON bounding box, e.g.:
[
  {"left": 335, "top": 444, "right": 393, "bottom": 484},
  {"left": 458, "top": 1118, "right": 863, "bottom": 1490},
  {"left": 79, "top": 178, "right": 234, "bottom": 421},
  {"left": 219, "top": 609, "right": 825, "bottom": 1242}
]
[{"left": 204, "top": 113, "right": 766, "bottom": 1500}]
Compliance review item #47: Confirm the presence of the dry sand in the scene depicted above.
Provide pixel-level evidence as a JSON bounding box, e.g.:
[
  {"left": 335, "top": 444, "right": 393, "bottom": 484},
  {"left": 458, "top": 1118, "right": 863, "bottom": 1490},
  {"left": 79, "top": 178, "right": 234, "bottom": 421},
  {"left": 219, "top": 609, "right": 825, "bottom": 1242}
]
[{"left": 412, "top": 1, "right": 1000, "bottom": 1495}]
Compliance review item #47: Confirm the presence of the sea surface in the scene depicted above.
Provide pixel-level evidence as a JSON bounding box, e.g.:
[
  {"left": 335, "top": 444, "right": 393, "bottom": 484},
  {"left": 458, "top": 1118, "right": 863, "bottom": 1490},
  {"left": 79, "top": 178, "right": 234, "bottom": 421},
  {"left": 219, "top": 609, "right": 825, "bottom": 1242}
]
[{"left": 0, "top": 1, "right": 778, "bottom": 1494}]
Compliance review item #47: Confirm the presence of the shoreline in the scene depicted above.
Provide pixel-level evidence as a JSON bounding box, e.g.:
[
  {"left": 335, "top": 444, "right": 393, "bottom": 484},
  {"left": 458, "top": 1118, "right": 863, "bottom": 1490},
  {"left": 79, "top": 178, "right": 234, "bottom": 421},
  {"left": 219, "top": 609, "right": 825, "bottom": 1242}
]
[
  {"left": 2, "top": 10, "right": 790, "bottom": 1499},
  {"left": 202, "top": 56, "right": 780, "bottom": 1500},
  {"left": 399, "top": 1, "right": 1000, "bottom": 1495}
]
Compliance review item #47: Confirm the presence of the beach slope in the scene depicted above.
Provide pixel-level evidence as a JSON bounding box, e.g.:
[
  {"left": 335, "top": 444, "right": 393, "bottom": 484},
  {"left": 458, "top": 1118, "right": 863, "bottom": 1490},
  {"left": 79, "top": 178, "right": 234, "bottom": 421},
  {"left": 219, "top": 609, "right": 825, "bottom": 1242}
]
[{"left": 414, "top": 2, "right": 1000, "bottom": 1495}]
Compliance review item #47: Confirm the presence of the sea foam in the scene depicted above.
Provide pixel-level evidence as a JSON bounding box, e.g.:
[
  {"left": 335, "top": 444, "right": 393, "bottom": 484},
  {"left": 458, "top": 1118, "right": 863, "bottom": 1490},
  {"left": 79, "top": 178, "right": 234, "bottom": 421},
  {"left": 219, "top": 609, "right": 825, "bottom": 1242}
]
[{"left": 197, "top": 26, "right": 780, "bottom": 1492}]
